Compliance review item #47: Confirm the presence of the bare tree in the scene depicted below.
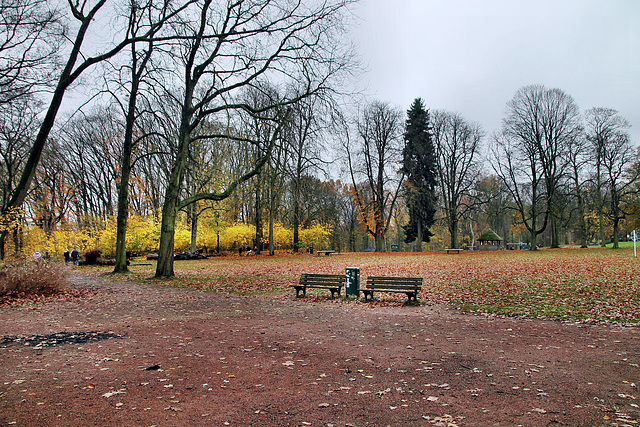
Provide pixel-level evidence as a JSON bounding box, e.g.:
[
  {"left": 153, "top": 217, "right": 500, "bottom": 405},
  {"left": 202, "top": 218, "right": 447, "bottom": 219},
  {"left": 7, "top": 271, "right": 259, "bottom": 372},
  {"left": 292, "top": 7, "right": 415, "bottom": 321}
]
[
  {"left": 151, "top": 0, "right": 354, "bottom": 276},
  {"left": 0, "top": 95, "right": 39, "bottom": 211},
  {"left": 0, "top": 0, "right": 180, "bottom": 258},
  {"left": 110, "top": 0, "right": 183, "bottom": 272},
  {"left": 565, "top": 127, "right": 589, "bottom": 248},
  {"left": 585, "top": 107, "right": 633, "bottom": 247},
  {"left": 0, "top": 0, "right": 63, "bottom": 105},
  {"left": 29, "top": 140, "right": 75, "bottom": 234},
  {"left": 432, "top": 110, "right": 483, "bottom": 249},
  {"left": 347, "top": 100, "right": 404, "bottom": 251},
  {"left": 492, "top": 85, "right": 580, "bottom": 250},
  {"left": 585, "top": 108, "right": 637, "bottom": 248},
  {"left": 286, "top": 94, "right": 330, "bottom": 252}
]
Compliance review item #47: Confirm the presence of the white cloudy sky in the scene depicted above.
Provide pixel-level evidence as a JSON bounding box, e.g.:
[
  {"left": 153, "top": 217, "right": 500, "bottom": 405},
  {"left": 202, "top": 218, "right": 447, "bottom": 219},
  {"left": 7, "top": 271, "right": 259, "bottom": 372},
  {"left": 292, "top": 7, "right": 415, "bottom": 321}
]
[{"left": 349, "top": 0, "right": 640, "bottom": 143}]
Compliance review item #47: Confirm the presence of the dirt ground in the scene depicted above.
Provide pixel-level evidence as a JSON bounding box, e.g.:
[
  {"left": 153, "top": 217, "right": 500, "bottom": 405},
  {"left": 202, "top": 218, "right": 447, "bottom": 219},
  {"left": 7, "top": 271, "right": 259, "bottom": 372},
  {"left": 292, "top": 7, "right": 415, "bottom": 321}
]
[{"left": 0, "top": 273, "right": 639, "bottom": 426}]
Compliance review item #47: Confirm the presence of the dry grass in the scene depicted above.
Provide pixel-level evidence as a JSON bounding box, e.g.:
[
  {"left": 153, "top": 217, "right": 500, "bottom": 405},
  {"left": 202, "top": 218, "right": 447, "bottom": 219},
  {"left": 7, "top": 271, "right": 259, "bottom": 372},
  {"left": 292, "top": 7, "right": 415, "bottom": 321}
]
[{"left": 0, "top": 258, "right": 68, "bottom": 299}]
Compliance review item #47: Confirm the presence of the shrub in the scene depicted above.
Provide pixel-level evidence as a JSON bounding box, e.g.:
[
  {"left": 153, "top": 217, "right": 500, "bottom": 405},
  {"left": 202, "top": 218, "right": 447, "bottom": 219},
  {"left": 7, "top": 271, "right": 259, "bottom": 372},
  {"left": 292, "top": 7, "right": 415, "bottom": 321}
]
[
  {"left": 0, "top": 258, "right": 68, "bottom": 298},
  {"left": 300, "top": 224, "right": 331, "bottom": 249}
]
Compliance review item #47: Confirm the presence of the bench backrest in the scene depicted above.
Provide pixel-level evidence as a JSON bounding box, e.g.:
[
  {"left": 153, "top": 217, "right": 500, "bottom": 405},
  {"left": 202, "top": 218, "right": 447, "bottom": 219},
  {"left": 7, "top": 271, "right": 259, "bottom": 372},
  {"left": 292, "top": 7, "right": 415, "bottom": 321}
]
[
  {"left": 300, "top": 273, "right": 345, "bottom": 286},
  {"left": 365, "top": 276, "right": 422, "bottom": 289}
]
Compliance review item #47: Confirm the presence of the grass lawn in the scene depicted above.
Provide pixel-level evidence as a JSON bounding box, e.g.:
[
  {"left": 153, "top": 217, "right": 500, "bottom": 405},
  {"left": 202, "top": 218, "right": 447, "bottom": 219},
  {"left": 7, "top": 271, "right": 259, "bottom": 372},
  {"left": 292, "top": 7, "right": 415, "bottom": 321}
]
[{"left": 92, "top": 247, "right": 640, "bottom": 324}]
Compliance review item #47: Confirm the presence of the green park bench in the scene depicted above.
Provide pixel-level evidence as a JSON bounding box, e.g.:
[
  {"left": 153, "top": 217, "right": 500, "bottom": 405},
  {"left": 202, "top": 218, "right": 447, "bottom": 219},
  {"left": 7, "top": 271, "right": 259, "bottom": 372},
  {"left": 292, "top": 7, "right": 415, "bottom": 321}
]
[
  {"left": 358, "top": 276, "right": 422, "bottom": 303},
  {"left": 291, "top": 273, "right": 345, "bottom": 299}
]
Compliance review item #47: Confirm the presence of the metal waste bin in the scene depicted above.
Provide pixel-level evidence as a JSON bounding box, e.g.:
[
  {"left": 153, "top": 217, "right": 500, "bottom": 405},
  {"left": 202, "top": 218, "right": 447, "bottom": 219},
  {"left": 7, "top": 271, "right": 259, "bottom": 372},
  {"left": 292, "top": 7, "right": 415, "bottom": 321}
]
[
  {"left": 345, "top": 267, "right": 360, "bottom": 296},
  {"left": 391, "top": 244, "right": 399, "bottom": 252}
]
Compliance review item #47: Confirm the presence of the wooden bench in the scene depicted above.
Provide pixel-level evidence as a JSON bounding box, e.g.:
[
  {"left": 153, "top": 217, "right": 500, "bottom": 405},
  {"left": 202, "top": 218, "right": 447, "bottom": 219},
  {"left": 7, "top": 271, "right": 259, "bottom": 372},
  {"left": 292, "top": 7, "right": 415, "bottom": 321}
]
[
  {"left": 445, "top": 248, "right": 464, "bottom": 254},
  {"left": 291, "top": 273, "right": 345, "bottom": 299},
  {"left": 358, "top": 276, "right": 422, "bottom": 303},
  {"left": 316, "top": 250, "right": 336, "bottom": 256}
]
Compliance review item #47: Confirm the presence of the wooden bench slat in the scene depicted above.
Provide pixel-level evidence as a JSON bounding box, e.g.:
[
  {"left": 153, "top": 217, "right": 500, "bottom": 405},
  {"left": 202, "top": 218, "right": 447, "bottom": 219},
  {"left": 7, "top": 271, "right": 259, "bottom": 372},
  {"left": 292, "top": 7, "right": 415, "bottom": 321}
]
[
  {"left": 367, "top": 277, "right": 422, "bottom": 283},
  {"left": 360, "top": 276, "right": 422, "bottom": 303},
  {"left": 292, "top": 273, "right": 345, "bottom": 299},
  {"left": 365, "top": 285, "right": 421, "bottom": 290}
]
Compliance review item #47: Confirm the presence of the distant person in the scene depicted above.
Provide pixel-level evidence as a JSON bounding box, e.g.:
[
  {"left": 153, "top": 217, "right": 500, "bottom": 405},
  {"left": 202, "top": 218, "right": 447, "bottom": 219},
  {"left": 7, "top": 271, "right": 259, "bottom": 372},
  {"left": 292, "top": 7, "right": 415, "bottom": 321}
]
[
  {"left": 239, "top": 245, "right": 244, "bottom": 256},
  {"left": 64, "top": 249, "right": 70, "bottom": 264},
  {"left": 33, "top": 251, "right": 41, "bottom": 263},
  {"left": 71, "top": 249, "right": 79, "bottom": 265},
  {"left": 43, "top": 251, "right": 50, "bottom": 261}
]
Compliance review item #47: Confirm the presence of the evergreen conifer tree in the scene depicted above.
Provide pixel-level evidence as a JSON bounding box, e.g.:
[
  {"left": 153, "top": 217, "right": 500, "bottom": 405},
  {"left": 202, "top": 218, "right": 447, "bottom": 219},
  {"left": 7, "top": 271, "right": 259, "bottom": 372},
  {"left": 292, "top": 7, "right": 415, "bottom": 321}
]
[{"left": 401, "top": 98, "right": 438, "bottom": 249}]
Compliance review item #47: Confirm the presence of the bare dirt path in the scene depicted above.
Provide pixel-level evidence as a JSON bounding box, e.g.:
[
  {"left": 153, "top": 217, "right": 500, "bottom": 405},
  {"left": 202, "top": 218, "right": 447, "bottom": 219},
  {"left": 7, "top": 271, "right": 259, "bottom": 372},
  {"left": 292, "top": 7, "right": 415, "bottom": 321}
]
[{"left": 0, "top": 273, "right": 638, "bottom": 426}]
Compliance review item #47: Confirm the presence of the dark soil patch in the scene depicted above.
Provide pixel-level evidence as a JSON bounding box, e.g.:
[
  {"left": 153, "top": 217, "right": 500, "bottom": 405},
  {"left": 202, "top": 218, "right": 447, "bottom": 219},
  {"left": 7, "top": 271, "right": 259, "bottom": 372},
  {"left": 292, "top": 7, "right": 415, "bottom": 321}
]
[{"left": 1, "top": 331, "right": 122, "bottom": 348}]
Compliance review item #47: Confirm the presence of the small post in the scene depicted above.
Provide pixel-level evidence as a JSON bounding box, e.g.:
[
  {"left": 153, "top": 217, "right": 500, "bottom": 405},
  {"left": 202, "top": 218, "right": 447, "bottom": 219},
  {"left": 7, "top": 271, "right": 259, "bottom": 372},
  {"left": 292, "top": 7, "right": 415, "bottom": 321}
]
[{"left": 634, "top": 230, "right": 637, "bottom": 258}]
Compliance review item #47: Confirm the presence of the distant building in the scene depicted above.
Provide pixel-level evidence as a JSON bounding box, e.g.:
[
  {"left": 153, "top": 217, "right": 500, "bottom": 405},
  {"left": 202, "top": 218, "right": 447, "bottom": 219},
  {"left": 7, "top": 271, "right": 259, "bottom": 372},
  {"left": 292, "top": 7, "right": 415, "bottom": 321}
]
[{"left": 477, "top": 229, "right": 503, "bottom": 251}]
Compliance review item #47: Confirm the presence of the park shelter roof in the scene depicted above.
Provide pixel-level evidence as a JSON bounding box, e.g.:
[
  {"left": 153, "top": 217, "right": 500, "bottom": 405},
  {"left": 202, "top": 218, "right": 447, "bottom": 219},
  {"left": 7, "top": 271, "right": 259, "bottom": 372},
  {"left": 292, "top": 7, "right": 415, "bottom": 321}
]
[{"left": 478, "top": 229, "right": 503, "bottom": 242}]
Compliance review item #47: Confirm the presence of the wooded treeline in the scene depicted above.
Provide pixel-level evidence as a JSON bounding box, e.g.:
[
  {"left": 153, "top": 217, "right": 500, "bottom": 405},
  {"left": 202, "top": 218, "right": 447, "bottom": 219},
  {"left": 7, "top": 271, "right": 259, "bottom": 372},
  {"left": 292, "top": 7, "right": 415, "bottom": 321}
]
[{"left": 1, "top": 0, "right": 638, "bottom": 277}]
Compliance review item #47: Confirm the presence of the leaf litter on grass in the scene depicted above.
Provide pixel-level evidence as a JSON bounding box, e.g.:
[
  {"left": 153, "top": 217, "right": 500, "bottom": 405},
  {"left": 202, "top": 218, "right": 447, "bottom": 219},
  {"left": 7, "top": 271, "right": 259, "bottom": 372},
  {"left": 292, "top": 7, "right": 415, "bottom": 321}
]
[{"left": 81, "top": 249, "right": 640, "bottom": 323}]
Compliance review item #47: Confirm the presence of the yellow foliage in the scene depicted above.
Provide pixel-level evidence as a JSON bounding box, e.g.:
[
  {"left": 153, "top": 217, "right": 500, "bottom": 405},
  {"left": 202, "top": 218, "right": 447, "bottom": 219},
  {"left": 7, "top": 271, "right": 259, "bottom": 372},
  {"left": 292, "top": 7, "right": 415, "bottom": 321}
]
[
  {"left": 173, "top": 226, "right": 192, "bottom": 252},
  {"left": 299, "top": 224, "right": 331, "bottom": 249},
  {"left": 125, "top": 215, "right": 160, "bottom": 254},
  {"left": 220, "top": 223, "right": 256, "bottom": 249},
  {"left": 265, "top": 223, "right": 293, "bottom": 249},
  {"left": 22, "top": 226, "right": 46, "bottom": 256},
  {"left": 5, "top": 210, "right": 339, "bottom": 256},
  {"left": 96, "top": 216, "right": 161, "bottom": 257}
]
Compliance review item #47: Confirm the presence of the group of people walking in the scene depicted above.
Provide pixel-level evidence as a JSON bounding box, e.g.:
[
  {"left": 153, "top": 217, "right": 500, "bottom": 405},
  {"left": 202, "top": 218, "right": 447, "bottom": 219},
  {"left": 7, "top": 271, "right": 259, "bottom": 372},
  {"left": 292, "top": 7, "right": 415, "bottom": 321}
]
[{"left": 63, "top": 248, "right": 80, "bottom": 265}]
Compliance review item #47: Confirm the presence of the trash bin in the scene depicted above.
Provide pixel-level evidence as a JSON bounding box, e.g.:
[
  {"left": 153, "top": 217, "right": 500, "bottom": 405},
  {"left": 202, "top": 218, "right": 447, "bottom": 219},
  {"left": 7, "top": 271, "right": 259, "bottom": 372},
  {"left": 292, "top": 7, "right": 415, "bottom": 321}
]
[
  {"left": 345, "top": 267, "right": 360, "bottom": 296},
  {"left": 391, "top": 244, "right": 399, "bottom": 252}
]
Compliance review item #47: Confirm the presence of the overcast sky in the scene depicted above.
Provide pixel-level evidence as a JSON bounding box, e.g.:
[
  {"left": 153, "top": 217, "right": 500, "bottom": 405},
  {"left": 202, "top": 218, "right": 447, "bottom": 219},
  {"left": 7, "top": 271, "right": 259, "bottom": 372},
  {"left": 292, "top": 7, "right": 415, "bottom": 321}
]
[{"left": 349, "top": 0, "right": 640, "bottom": 144}]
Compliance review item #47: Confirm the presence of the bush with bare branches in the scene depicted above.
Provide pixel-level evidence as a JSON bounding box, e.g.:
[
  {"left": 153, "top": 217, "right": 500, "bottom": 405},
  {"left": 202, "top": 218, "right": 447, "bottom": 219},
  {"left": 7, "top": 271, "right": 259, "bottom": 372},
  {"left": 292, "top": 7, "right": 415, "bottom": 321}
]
[{"left": 0, "top": 258, "right": 68, "bottom": 298}]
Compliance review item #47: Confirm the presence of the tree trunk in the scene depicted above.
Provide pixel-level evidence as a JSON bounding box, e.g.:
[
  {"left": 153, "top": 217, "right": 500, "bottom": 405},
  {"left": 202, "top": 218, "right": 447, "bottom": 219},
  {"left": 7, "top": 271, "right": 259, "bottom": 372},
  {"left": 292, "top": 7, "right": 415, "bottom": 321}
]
[
  {"left": 155, "top": 118, "right": 189, "bottom": 277},
  {"left": 113, "top": 164, "right": 131, "bottom": 272},
  {"left": 416, "top": 218, "right": 423, "bottom": 252},
  {"left": 596, "top": 171, "right": 607, "bottom": 247},
  {"left": 599, "top": 208, "right": 606, "bottom": 247},
  {"left": 0, "top": 231, "right": 5, "bottom": 259},
  {"left": 576, "top": 189, "right": 588, "bottom": 248},
  {"left": 529, "top": 212, "right": 538, "bottom": 250},
  {"left": 156, "top": 199, "right": 177, "bottom": 277},
  {"left": 292, "top": 201, "right": 300, "bottom": 253},
  {"left": 469, "top": 218, "right": 475, "bottom": 250},
  {"left": 190, "top": 203, "right": 198, "bottom": 253},
  {"left": 374, "top": 233, "right": 385, "bottom": 252},
  {"left": 449, "top": 215, "right": 458, "bottom": 249},
  {"left": 611, "top": 192, "right": 621, "bottom": 249},
  {"left": 550, "top": 216, "right": 560, "bottom": 248},
  {"left": 254, "top": 176, "right": 263, "bottom": 254},
  {"left": 113, "top": 49, "right": 141, "bottom": 273},
  {"left": 268, "top": 205, "right": 275, "bottom": 255}
]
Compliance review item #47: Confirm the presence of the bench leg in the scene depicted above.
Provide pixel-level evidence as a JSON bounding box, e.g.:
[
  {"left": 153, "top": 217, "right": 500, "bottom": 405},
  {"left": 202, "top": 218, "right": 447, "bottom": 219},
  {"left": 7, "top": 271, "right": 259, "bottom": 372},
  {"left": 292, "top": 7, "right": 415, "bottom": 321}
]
[
  {"left": 294, "top": 286, "right": 307, "bottom": 298},
  {"left": 362, "top": 291, "right": 372, "bottom": 302},
  {"left": 330, "top": 288, "right": 338, "bottom": 299}
]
